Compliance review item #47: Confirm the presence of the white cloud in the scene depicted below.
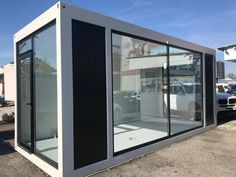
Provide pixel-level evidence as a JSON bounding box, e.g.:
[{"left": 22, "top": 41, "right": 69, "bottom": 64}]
[
  {"left": 186, "top": 32, "right": 236, "bottom": 49},
  {"left": 111, "top": 0, "right": 174, "bottom": 22},
  {"left": 160, "top": 19, "right": 203, "bottom": 28}
]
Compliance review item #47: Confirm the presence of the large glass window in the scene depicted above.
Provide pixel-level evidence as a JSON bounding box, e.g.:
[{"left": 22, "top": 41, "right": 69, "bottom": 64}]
[
  {"left": 112, "top": 32, "right": 168, "bottom": 153},
  {"left": 34, "top": 24, "right": 58, "bottom": 164},
  {"left": 112, "top": 32, "right": 204, "bottom": 153},
  {"left": 169, "top": 47, "right": 203, "bottom": 134}
]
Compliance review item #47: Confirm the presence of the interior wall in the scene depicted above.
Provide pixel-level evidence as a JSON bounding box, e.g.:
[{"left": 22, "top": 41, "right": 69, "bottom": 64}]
[{"left": 35, "top": 75, "right": 57, "bottom": 140}]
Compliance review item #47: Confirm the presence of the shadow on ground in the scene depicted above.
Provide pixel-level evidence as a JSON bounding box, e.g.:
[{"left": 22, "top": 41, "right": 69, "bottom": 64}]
[
  {"left": 0, "top": 140, "right": 15, "bottom": 156},
  {"left": 0, "top": 123, "right": 15, "bottom": 156},
  {"left": 0, "top": 130, "right": 14, "bottom": 141},
  {"left": 217, "top": 111, "right": 236, "bottom": 125}
]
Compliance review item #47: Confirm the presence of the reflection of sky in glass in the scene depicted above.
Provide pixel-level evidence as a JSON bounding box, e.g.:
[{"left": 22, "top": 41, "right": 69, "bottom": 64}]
[
  {"left": 112, "top": 33, "right": 121, "bottom": 46},
  {"left": 170, "top": 47, "right": 190, "bottom": 54},
  {"left": 18, "top": 38, "right": 31, "bottom": 54},
  {"left": 34, "top": 25, "right": 56, "bottom": 69},
  {"left": 170, "top": 47, "right": 201, "bottom": 60},
  {"left": 113, "top": 33, "right": 167, "bottom": 59},
  {"left": 150, "top": 46, "right": 166, "bottom": 55}
]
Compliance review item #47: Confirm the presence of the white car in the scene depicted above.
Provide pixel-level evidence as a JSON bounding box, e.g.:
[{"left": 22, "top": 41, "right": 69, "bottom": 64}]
[
  {"left": 216, "top": 92, "right": 236, "bottom": 114},
  {"left": 164, "top": 83, "right": 202, "bottom": 120}
]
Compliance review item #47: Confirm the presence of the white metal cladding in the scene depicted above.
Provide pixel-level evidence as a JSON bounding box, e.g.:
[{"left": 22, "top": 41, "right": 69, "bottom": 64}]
[
  {"left": 14, "top": 2, "right": 216, "bottom": 177},
  {"left": 14, "top": 3, "right": 62, "bottom": 177}
]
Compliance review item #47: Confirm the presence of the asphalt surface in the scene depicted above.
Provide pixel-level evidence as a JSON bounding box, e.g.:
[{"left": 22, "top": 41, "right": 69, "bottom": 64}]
[{"left": 0, "top": 112, "right": 235, "bottom": 177}]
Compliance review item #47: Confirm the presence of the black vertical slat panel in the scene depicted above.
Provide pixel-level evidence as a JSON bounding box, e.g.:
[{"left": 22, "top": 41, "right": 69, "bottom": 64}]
[
  {"left": 205, "top": 54, "right": 214, "bottom": 125},
  {"left": 72, "top": 20, "right": 107, "bottom": 169}
]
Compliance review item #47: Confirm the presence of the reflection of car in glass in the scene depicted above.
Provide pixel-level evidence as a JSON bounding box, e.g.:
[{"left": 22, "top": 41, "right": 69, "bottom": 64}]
[
  {"left": 113, "top": 91, "right": 140, "bottom": 125},
  {"left": 164, "top": 83, "right": 202, "bottom": 120}
]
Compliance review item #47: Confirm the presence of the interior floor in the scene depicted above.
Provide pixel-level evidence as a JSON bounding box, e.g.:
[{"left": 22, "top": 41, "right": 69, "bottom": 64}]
[
  {"left": 27, "top": 116, "right": 201, "bottom": 162},
  {"left": 35, "top": 138, "right": 58, "bottom": 163},
  {"left": 114, "top": 116, "right": 202, "bottom": 152}
]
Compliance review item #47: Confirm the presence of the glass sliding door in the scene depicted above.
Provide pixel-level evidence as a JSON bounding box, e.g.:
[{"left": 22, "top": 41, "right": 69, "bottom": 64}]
[
  {"left": 17, "top": 21, "right": 58, "bottom": 166},
  {"left": 17, "top": 51, "right": 33, "bottom": 151},
  {"left": 33, "top": 23, "right": 58, "bottom": 164},
  {"left": 169, "top": 47, "right": 203, "bottom": 134},
  {"left": 112, "top": 32, "right": 168, "bottom": 153}
]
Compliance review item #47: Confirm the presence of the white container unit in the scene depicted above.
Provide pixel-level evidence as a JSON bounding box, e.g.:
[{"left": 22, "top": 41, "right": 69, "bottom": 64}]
[{"left": 14, "top": 2, "right": 216, "bottom": 177}]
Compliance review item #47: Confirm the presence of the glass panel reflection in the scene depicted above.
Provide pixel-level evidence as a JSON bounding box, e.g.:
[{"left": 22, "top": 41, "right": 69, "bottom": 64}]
[
  {"left": 18, "top": 56, "right": 32, "bottom": 147},
  {"left": 18, "top": 38, "right": 32, "bottom": 55},
  {"left": 112, "top": 33, "right": 168, "bottom": 153},
  {"left": 169, "top": 47, "right": 203, "bottom": 134},
  {"left": 34, "top": 24, "right": 58, "bottom": 163}
]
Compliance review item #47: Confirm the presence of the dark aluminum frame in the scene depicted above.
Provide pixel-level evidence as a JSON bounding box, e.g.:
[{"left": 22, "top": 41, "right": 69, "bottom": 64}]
[{"left": 17, "top": 50, "right": 34, "bottom": 153}]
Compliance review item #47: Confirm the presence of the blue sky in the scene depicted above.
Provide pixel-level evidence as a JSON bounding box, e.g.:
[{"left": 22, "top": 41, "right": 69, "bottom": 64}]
[{"left": 1, "top": 0, "right": 236, "bottom": 73}]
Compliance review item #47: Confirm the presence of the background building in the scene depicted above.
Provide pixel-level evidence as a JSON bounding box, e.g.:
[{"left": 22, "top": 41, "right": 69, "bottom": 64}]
[
  {"left": 0, "top": 62, "right": 15, "bottom": 102},
  {"left": 218, "top": 44, "right": 236, "bottom": 62},
  {"left": 216, "top": 61, "right": 225, "bottom": 81}
]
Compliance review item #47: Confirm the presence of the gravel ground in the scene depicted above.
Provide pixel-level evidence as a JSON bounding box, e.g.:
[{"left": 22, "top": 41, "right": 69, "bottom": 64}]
[
  {"left": 0, "top": 113, "right": 236, "bottom": 177},
  {"left": 0, "top": 123, "right": 49, "bottom": 177},
  {"left": 92, "top": 117, "right": 236, "bottom": 177},
  {"left": 0, "top": 106, "right": 15, "bottom": 121}
]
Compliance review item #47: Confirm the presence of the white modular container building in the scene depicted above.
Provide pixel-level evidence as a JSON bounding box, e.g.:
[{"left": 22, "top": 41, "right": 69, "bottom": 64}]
[{"left": 14, "top": 2, "right": 216, "bottom": 177}]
